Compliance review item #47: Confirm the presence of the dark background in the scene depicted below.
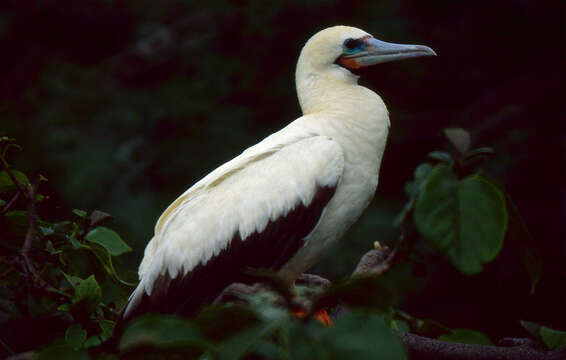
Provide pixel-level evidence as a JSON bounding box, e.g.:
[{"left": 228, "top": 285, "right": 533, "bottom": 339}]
[{"left": 1, "top": 0, "right": 564, "bottom": 341}]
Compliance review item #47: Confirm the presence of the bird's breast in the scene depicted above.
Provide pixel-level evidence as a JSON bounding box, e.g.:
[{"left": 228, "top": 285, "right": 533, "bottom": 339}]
[{"left": 278, "top": 108, "right": 388, "bottom": 283}]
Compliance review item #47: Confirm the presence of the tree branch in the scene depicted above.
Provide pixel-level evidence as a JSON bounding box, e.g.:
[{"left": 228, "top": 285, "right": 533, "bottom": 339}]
[
  {"left": 0, "top": 191, "right": 20, "bottom": 215},
  {"left": 398, "top": 331, "right": 566, "bottom": 360},
  {"left": 21, "top": 182, "right": 36, "bottom": 258}
]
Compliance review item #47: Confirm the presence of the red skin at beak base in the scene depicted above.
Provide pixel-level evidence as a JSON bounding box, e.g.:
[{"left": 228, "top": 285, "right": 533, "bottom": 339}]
[{"left": 339, "top": 57, "right": 363, "bottom": 69}]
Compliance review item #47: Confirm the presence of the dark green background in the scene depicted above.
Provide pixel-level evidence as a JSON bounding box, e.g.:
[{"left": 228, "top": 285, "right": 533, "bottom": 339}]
[{"left": 1, "top": 0, "right": 564, "bottom": 340}]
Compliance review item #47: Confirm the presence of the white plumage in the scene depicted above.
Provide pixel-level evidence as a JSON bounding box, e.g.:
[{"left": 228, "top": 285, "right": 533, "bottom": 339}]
[{"left": 122, "top": 25, "right": 435, "bottom": 320}]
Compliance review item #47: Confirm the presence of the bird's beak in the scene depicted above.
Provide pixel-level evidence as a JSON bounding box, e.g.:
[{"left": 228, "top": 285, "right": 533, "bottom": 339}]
[{"left": 340, "top": 36, "right": 436, "bottom": 69}]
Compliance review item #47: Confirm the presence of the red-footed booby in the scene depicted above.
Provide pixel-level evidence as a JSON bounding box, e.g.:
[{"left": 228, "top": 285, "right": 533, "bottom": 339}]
[{"left": 121, "top": 25, "right": 435, "bottom": 321}]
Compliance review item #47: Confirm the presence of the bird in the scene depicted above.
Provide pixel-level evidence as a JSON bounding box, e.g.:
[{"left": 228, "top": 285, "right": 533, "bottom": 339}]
[{"left": 120, "top": 25, "right": 435, "bottom": 323}]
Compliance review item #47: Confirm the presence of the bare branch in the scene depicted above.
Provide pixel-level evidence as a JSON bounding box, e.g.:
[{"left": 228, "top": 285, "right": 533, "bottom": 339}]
[
  {"left": 398, "top": 331, "right": 566, "bottom": 360},
  {"left": 0, "top": 191, "right": 20, "bottom": 215}
]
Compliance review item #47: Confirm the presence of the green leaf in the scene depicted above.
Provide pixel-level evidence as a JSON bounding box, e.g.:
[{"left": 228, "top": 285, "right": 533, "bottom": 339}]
[
  {"left": 443, "top": 128, "right": 471, "bottom": 154},
  {"left": 255, "top": 340, "right": 287, "bottom": 359},
  {"left": 216, "top": 321, "right": 279, "bottom": 360},
  {"left": 119, "top": 314, "right": 211, "bottom": 352},
  {"left": 540, "top": 326, "right": 566, "bottom": 350},
  {"left": 195, "top": 304, "right": 261, "bottom": 341},
  {"left": 0, "top": 170, "right": 29, "bottom": 193},
  {"left": 70, "top": 237, "right": 82, "bottom": 250},
  {"left": 521, "top": 321, "right": 566, "bottom": 350},
  {"left": 73, "top": 275, "right": 102, "bottom": 313},
  {"left": 57, "top": 303, "right": 72, "bottom": 312},
  {"left": 72, "top": 209, "right": 87, "bottom": 218},
  {"left": 65, "top": 324, "right": 87, "bottom": 350},
  {"left": 438, "top": 328, "right": 493, "bottom": 345},
  {"left": 393, "top": 163, "right": 433, "bottom": 227},
  {"left": 82, "top": 242, "right": 137, "bottom": 286},
  {"left": 51, "top": 220, "right": 76, "bottom": 235},
  {"left": 409, "top": 163, "right": 434, "bottom": 197},
  {"left": 85, "top": 226, "right": 132, "bottom": 256},
  {"left": 89, "top": 210, "right": 113, "bottom": 227},
  {"left": 0, "top": 199, "right": 5, "bottom": 207},
  {"left": 464, "top": 147, "right": 494, "bottom": 160},
  {"left": 428, "top": 151, "right": 453, "bottom": 163},
  {"left": 40, "top": 226, "right": 54, "bottom": 236},
  {"left": 62, "top": 272, "right": 82, "bottom": 288},
  {"left": 98, "top": 319, "right": 115, "bottom": 340},
  {"left": 288, "top": 311, "right": 406, "bottom": 360},
  {"left": 83, "top": 336, "right": 102, "bottom": 348},
  {"left": 391, "top": 319, "right": 411, "bottom": 333},
  {"left": 45, "top": 240, "right": 61, "bottom": 255},
  {"left": 520, "top": 320, "right": 541, "bottom": 339},
  {"left": 414, "top": 164, "right": 508, "bottom": 274}
]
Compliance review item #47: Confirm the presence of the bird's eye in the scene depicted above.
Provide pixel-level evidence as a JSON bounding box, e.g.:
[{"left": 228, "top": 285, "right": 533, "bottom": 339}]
[{"left": 343, "top": 38, "right": 361, "bottom": 52}]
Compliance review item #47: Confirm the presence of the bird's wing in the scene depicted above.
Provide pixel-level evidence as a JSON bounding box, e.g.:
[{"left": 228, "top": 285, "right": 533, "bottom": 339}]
[{"left": 124, "top": 133, "right": 344, "bottom": 318}]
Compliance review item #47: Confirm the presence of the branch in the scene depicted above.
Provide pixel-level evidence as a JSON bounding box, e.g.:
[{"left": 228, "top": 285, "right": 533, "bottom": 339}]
[
  {"left": 10, "top": 175, "right": 62, "bottom": 298},
  {"left": 352, "top": 243, "right": 396, "bottom": 277},
  {"left": 21, "top": 181, "right": 37, "bottom": 257},
  {"left": 0, "top": 191, "right": 20, "bottom": 215},
  {"left": 398, "top": 331, "right": 566, "bottom": 360}
]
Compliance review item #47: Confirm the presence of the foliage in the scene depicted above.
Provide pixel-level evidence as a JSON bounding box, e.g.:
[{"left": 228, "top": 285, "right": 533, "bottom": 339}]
[
  {"left": 413, "top": 152, "right": 507, "bottom": 274},
  {"left": 520, "top": 321, "right": 566, "bottom": 350},
  {"left": 1, "top": 132, "right": 563, "bottom": 359},
  {"left": 0, "top": 137, "right": 131, "bottom": 356}
]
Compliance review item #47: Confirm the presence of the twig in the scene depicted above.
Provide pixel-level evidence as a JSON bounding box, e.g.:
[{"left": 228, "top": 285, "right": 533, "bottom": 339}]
[
  {"left": 14, "top": 176, "right": 59, "bottom": 296},
  {"left": 21, "top": 184, "right": 36, "bottom": 258},
  {"left": 0, "top": 191, "right": 20, "bottom": 215}
]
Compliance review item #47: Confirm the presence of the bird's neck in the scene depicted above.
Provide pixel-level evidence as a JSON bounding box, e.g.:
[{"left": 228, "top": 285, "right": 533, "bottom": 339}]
[
  {"left": 295, "top": 62, "right": 389, "bottom": 134},
  {"left": 295, "top": 62, "right": 390, "bottom": 193},
  {"left": 296, "top": 62, "right": 358, "bottom": 114}
]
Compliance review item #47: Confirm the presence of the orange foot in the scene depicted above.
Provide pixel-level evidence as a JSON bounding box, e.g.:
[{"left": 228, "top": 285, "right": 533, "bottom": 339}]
[
  {"left": 291, "top": 308, "right": 333, "bottom": 326},
  {"left": 314, "top": 309, "right": 332, "bottom": 327}
]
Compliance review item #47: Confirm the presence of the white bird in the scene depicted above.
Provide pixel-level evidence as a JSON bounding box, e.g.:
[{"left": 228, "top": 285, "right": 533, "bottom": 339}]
[{"left": 121, "top": 25, "right": 435, "bottom": 321}]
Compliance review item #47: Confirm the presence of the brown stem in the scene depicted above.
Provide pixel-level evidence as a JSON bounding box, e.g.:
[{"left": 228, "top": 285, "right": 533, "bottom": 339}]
[
  {"left": 21, "top": 186, "right": 36, "bottom": 257},
  {"left": 0, "top": 191, "right": 20, "bottom": 215},
  {"left": 16, "top": 177, "right": 58, "bottom": 295}
]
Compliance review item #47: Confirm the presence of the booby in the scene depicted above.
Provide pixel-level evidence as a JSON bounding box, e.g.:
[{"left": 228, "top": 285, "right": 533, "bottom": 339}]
[{"left": 121, "top": 25, "right": 435, "bottom": 321}]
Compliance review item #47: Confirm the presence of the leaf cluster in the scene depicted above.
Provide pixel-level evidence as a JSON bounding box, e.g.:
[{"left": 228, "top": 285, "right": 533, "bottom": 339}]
[{"left": 0, "top": 137, "right": 134, "bottom": 356}]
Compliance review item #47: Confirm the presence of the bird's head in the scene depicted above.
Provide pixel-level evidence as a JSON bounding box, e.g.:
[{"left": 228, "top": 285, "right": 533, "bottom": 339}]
[
  {"left": 298, "top": 25, "right": 436, "bottom": 74},
  {"left": 296, "top": 25, "right": 435, "bottom": 114}
]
